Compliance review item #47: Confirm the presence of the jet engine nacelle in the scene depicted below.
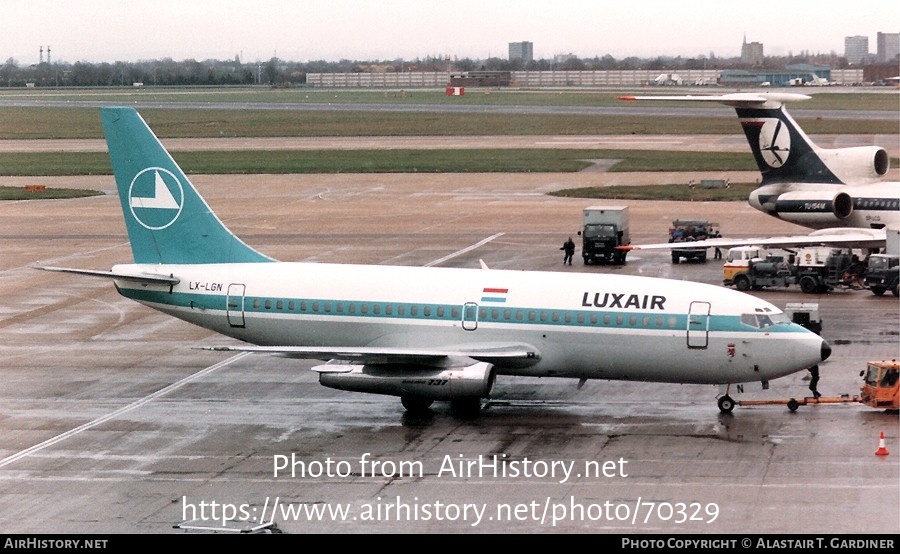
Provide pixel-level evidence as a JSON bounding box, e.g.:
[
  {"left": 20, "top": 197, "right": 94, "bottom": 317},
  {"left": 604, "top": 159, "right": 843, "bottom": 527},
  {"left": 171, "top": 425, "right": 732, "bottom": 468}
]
[
  {"left": 315, "top": 361, "right": 496, "bottom": 400},
  {"left": 817, "top": 146, "right": 889, "bottom": 184},
  {"left": 772, "top": 189, "right": 854, "bottom": 226},
  {"left": 750, "top": 182, "right": 858, "bottom": 229}
]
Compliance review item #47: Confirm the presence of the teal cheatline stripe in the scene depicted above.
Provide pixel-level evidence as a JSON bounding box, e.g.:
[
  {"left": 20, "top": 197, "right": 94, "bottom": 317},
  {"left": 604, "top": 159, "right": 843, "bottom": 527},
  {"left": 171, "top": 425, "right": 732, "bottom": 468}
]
[
  {"left": 119, "top": 288, "right": 228, "bottom": 311},
  {"left": 100, "top": 107, "right": 274, "bottom": 265},
  {"left": 118, "top": 287, "right": 809, "bottom": 335},
  {"left": 481, "top": 297, "right": 506, "bottom": 303}
]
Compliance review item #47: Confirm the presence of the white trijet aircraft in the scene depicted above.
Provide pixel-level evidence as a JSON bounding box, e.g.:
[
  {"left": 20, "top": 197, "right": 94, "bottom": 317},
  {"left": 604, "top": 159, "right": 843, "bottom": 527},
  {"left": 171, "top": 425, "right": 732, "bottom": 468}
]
[
  {"left": 619, "top": 92, "right": 898, "bottom": 252},
  {"left": 39, "top": 107, "right": 831, "bottom": 416}
]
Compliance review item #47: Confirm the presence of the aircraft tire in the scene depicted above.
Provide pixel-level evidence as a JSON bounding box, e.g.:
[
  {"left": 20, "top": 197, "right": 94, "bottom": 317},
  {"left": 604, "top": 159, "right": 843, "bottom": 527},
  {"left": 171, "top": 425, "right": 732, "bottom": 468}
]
[
  {"left": 717, "top": 395, "right": 735, "bottom": 413},
  {"left": 450, "top": 397, "right": 482, "bottom": 419},
  {"left": 787, "top": 399, "right": 800, "bottom": 412},
  {"left": 401, "top": 396, "right": 434, "bottom": 413}
]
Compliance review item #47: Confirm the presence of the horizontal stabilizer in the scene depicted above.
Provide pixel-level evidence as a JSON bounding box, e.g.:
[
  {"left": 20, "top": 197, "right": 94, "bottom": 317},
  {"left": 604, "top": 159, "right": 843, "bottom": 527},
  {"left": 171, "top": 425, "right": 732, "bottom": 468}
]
[{"left": 35, "top": 265, "right": 180, "bottom": 285}]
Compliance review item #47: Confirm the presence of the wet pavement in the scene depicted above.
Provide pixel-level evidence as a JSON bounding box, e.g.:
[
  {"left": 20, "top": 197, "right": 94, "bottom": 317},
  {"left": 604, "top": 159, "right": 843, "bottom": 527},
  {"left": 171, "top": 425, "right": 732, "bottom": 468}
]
[{"left": 0, "top": 170, "right": 897, "bottom": 534}]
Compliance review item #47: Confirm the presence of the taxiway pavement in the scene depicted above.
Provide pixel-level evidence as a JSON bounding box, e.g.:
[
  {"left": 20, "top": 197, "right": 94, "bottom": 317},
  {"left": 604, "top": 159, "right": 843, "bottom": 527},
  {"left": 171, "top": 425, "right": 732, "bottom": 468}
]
[{"left": 0, "top": 168, "right": 897, "bottom": 534}]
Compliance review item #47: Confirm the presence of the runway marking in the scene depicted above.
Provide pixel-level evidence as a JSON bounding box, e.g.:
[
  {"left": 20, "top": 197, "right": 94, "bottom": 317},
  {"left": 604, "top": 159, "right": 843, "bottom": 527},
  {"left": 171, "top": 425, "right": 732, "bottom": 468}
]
[
  {"left": 424, "top": 232, "right": 505, "bottom": 267},
  {"left": 0, "top": 352, "right": 251, "bottom": 469}
]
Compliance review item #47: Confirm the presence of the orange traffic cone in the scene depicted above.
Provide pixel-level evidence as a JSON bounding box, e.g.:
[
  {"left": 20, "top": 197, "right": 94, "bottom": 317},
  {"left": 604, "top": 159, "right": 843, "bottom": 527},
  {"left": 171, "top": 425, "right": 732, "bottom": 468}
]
[{"left": 875, "top": 431, "right": 889, "bottom": 456}]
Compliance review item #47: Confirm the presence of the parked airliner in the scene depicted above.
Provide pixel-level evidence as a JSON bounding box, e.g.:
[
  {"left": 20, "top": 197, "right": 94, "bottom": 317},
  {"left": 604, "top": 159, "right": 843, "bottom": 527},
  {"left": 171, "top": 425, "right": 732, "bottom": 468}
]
[
  {"left": 39, "top": 107, "right": 831, "bottom": 416},
  {"left": 620, "top": 92, "right": 898, "bottom": 252}
]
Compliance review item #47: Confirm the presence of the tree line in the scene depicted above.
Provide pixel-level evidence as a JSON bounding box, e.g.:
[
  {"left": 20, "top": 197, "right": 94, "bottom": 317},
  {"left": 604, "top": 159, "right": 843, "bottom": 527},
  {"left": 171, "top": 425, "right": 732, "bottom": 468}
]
[{"left": 1, "top": 51, "right": 854, "bottom": 88}]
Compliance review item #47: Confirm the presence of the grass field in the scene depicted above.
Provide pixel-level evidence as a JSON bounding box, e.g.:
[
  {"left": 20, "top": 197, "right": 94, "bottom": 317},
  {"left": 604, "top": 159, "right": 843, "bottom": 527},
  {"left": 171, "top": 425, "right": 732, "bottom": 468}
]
[
  {"left": 1, "top": 87, "right": 897, "bottom": 110},
  {"left": 0, "top": 149, "right": 761, "bottom": 176},
  {"left": 0, "top": 185, "right": 104, "bottom": 201},
  {"left": 550, "top": 183, "right": 757, "bottom": 202},
  {"left": 4, "top": 106, "right": 897, "bottom": 140},
  {"left": 0, "top": 86, "right": 895, "bottom": 201},
  {"left": 0, "top": 88, "right": 896, "bottom": 139}
]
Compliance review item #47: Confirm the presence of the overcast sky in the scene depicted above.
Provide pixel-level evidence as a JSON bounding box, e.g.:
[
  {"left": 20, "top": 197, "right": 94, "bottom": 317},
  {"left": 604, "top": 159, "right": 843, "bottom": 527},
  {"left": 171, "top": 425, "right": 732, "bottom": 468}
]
[{"left": 2, "top": 0, "right": 898, "bottom": 65}]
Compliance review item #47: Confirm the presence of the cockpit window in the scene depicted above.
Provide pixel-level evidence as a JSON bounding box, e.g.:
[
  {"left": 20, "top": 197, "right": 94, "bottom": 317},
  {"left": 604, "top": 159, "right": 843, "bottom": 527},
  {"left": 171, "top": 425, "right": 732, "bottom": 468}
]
[
  {"left": 741, "top": 313, "right": 790, "bottom": 328},
  {"left": 768, "top": 313, "right": 789, "bottom": 325}
]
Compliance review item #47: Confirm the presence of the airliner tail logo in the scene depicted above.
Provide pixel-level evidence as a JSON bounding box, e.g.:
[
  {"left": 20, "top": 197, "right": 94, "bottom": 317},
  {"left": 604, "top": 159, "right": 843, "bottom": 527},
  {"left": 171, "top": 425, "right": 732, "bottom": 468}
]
[
  {"left": 127, "top": 167, "right": 185, "bottom": 230},
  {"left": 131, "top": 171, "right": 179, "bottom": 209},
  {"left": 757, "top": 118, "right": 791, "bottom": 169}
]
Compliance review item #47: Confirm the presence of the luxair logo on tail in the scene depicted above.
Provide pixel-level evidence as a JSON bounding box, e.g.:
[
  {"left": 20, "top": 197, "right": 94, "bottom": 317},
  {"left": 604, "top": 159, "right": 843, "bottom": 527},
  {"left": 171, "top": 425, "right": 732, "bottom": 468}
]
[
  {"left": 128, "top": 167, "right": 184, "bottom": 230},
  {"left": 756, "top": 118, "right": 791, "bottom": 169}
]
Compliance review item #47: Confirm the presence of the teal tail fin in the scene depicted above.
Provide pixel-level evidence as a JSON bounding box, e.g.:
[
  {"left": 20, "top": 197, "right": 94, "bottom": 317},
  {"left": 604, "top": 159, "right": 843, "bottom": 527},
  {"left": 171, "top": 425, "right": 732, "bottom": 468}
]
[{"left": 100, "top": 107, "right": 274, "bottom": 264}]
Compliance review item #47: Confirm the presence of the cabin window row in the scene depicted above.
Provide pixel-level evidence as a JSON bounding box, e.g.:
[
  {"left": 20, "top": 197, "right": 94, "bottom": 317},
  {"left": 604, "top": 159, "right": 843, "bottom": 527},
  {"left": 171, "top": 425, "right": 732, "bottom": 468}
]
[
  {"left": 246, "top": 298, "right": 680, "bottom": 329},
  {"left": 855, "top": 198, "right": 899, "bottom": 209},
  {"left": 250, "top": 298, "right": 457, "bottom": 318}
]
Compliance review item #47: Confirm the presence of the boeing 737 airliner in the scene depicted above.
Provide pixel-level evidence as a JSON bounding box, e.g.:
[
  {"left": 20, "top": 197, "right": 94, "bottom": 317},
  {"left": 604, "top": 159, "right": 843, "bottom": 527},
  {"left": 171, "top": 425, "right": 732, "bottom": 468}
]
[{"left": 40, "top": 107, "right": 831, "bottom": 416}]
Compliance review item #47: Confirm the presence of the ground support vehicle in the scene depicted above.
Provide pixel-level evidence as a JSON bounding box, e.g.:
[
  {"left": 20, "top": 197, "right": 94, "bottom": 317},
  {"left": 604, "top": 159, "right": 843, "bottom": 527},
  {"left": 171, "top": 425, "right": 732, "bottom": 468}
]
[
  {"left": 579, "top": 205, "right": 630, "bottom": 265},
  {"left": 723, "top": 246, "right": 866, "bottom": 294},
  {"left": 737, "top": 360, "right": 899, "bottom": 412},
  {"left": 783, "top": 302, "right": 822, "bottom": 334},
  {"left": 864, "top": 253, "right": 899, "bottom": 297},
  {"left": 668, "top": 219, "right": 719, "bottom": 264}
]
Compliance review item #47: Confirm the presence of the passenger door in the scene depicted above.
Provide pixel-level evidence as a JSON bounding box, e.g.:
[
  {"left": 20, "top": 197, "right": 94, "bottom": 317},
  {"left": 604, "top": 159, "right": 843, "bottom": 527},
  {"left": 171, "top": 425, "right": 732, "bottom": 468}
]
[{"left": 687, "top": 301, "right": 710, "bottom": 349}]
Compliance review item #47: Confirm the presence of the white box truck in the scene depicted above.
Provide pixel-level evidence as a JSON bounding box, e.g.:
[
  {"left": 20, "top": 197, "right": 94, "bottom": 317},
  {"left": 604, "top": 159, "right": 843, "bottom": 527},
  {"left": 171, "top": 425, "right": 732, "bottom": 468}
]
[{"left": 579, "top": 205, "right": 630, "bottom": 265}]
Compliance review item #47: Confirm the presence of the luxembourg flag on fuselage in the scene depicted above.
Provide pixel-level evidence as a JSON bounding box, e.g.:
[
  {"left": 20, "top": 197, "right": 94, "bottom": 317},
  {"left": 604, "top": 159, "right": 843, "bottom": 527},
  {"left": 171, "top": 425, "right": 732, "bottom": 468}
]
[{"left": 481, "top": 287, "right": 508, "bottom": 303}]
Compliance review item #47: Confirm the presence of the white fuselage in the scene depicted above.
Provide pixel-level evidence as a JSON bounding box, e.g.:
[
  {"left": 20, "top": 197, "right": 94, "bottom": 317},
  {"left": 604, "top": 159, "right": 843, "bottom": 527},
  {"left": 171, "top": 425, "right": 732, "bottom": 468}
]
[
  {"left": 749, "top": 182, "right": 900, "bottom": 230},
  {"left": 113, "top": 262, "right": 826, "bottom": 386}
]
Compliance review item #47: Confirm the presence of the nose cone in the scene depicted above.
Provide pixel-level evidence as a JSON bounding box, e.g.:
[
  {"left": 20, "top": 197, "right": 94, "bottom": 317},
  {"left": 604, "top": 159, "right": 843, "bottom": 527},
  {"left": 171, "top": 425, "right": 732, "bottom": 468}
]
[{"left": 820, "top": 339, "right": 832, "bottom": 361}]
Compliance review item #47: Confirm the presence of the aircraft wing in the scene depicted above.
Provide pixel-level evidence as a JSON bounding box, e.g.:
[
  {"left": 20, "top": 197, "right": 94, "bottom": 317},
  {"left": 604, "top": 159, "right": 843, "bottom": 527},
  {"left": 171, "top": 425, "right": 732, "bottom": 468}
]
[
  {"left": 35, "top": 265, "right": 180, "bottom": 285},
  {"left": 626, "top": 227, "right": 887, "bottom": 252},
  {"left": 203, "top": 343, "right": 541, "bottom": 367}
]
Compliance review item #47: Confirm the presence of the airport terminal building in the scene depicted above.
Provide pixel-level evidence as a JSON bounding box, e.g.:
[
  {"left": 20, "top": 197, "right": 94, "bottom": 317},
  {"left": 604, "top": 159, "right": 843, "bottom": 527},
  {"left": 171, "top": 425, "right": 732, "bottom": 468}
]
[
  {"left": 718, "top": 65, "right": 834, "bottom": 87},
  {"left": 306, "top": 67, "right": 863, "bottom": 88}
]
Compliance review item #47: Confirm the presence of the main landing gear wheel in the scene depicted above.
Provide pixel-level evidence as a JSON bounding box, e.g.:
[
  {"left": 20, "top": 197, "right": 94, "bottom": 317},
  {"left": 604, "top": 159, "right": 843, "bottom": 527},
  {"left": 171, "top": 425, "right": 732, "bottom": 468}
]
[
  {"left": 401, "top": 396, "right": 434, "bottom": 413},
  {"left": 717, "top": 395, "right": 735, "bottom": 413},
  {"left": 450, "top": 397, "right": 482, "bottom": 419}
]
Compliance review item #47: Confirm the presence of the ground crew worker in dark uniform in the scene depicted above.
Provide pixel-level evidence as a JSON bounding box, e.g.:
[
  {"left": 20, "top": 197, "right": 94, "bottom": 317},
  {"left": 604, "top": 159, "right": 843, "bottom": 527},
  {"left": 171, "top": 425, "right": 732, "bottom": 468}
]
[
  {"left": 808, "top": 365, "right": 821, "bottom": 398},
  {"left": 561, "top": 237, "right": 575, "bottom": 265}
]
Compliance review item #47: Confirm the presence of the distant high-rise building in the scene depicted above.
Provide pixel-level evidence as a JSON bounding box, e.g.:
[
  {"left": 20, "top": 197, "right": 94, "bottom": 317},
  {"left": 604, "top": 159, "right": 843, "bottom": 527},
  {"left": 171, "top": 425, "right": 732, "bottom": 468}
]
[
  {"left": 844, "top": 35, "right": 870, "bottom": 64},
  {"left": 876, "top": 32, "right": 900, "bottom": 62},
  {"left": 509, "top": 41, "right": 533, "bottom": 64},
  {"left": 741, "top": 35, "right": 764, "bottom": 66}
]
